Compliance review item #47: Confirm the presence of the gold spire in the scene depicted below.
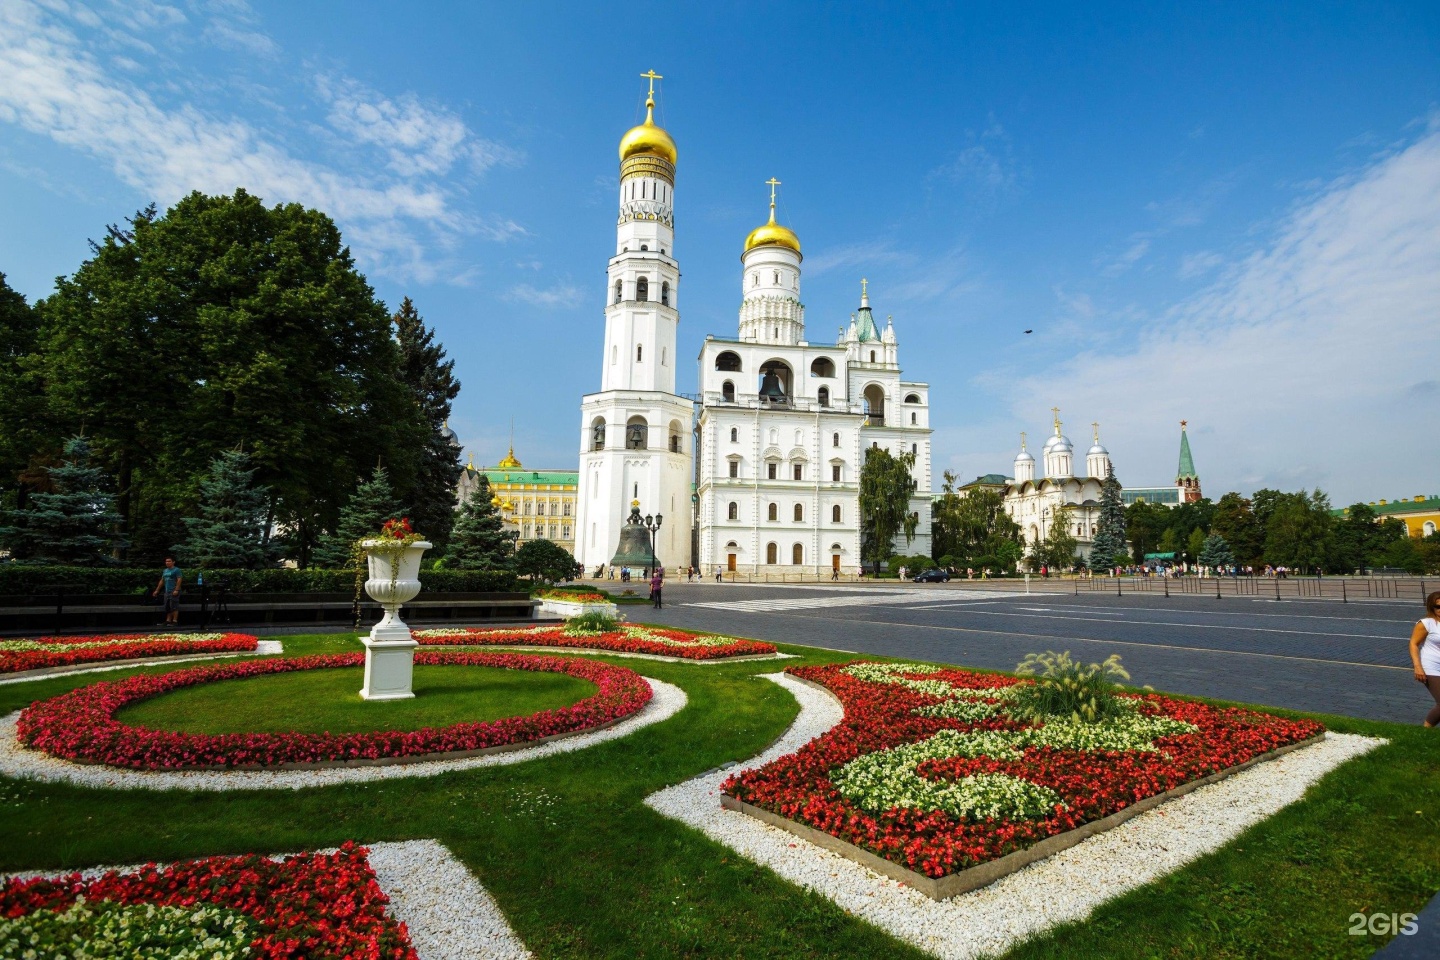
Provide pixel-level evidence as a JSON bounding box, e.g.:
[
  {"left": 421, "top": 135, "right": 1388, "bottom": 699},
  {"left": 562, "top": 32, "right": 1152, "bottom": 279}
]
[
  {"left": 1051, "top": 406, "right": 1063, "bottom": 436},
  {"left": 619, "top": 69, "right": 677, "bottom": 164},
  {"left": 466, "top": 451, "right": 474, "bottom": 469},
  {"left": 497, "top": 445, "right": 522, "bottom": 469},
  {"left": 743, "top": 177, "right": 801, "bottom": 256}
]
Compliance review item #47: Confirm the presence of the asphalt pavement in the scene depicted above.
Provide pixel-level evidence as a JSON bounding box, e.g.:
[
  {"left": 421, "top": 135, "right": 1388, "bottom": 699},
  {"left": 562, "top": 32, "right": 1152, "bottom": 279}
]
[{"left": 609, "top": 579, "right": 1431, "bottom": 724}]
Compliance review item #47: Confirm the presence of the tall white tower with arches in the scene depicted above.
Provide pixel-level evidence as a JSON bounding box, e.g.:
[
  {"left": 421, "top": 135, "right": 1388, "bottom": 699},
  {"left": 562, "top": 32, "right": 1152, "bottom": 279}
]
[{"left": 574, "top": 72, "right": 694, "bottom": 572}]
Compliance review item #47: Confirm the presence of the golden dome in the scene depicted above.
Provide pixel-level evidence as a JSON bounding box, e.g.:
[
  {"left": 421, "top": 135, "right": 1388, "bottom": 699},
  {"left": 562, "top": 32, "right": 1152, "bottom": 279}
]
[
  {"left": 619, "top": 98, "right": 677, "bottom": 166},
  {"left": 744, "top": 208, "right": 801, "bottom": 256},
  {"left": 497, "top": 446, "right": 522, "bottom": 469}
]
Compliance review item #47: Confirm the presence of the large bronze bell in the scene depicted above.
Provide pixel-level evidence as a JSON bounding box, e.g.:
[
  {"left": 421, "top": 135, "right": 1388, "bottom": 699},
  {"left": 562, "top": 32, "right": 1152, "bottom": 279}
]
[
  {"left": 610, "top": 504, "right": 657, "bottom": 568},
  {"left": 759, "top": 369, "right": 787, "bottom": 402}
]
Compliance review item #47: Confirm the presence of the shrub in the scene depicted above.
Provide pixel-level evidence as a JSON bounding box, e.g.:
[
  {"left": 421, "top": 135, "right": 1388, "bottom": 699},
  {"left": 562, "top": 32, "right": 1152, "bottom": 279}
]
[
  {"left": 0, "top": 565, "right": 517, "bottom": 596},
  {"left": 1009, "top": 650, "right": 1131, "bottom": 724},
  {"left": 564, "top": 611, "right": 620, "bottom": 634}
]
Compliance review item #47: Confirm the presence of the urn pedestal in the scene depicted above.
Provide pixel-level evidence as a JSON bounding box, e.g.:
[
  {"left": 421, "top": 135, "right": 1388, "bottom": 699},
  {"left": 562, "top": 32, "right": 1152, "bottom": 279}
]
[{"left": 358, "top": 539, "right": 432, "bottom": 701}]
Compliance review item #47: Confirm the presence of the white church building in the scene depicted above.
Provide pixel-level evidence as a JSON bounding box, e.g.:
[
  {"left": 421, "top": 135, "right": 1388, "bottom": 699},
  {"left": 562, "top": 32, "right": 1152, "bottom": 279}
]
[
  {"left": 1002, "top": 411, "right": 1111, "bottom": 563},
  {"left": 575, "top": 75, "right": 933, "bottom": 577}
]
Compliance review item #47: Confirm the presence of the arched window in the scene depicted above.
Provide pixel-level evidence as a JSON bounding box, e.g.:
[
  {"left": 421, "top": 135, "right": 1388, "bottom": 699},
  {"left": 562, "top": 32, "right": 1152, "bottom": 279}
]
[
  {"left": 817, "top": 386, "right": 829, "bottom": 407},
  {"left": 911, "top": 412, "right": 917, "bottom": 424},
  {"left": 773, "top": 271, "right": 779, "bottom": 284},
  {"left": 810, "top": 357, "right": 836, "bottom": 378},
  {"left": 613, "top": 279, "right": 622, "bottom": 304},
  {"left": 792, "top": 543, "right": 803, "bottom": 565},
  {"left": 729, "top": 427, "right": 738, "bottom": 442},
  {"left": 912, "top": 443, "right": 917, "bottom": 455},
  {"left": 661, "top": 347, "right": 667, "bottom": 366},
  {"left": 752, "top": 273, "right": 759, "bottom": 287},
  {"left": 766, "top": 542, "right": 778, "bottom": 564},
  {"left": 669, "top": 419, "right": 682, "bottom": 453},
  {"left": 793, "top": 503, "right": 803, "bottom": 522},
  {"left": 636, "top": 344, "right": 643, "bottom": 362},
  {"left": 591, "top": 418, "right": 606, "bottom": 451},
  {"left": 728, "top": 502, "right": 738, "bottom": 520},
  {"left": 832, "top": 432, "right": 840, "bottom": 447},
  {"left": 715, "top": 351, "right": 742, "bottom": 372},
  {"left": 661, "top": 281, "right": 670, "bottom": 306},
  {"left": 722, "top": 380, "right": 735, "bottom": 402},
  {"left": 636, "top": 276, "right": 649, "bottom": 302},
  {"left": 767, "top": 503, "right": 778, "bottom": 522},
  {"left": 625, "top": 416, "right": 648, "bottom": 450},
  {"left": 863, "top": 384, "right": 886, "bottom": 425},
  {"left": 1426, "top": 521, "right": 1437, "bottom": 536},
  {"left": 905, "top": 393, "right": 921, "bottom": 404},
  {"left": 869, "top": 350, "right": 876, "bottom": 362},
  {"left": 832, "top": 504, "right": 841, "bottom": 523}
]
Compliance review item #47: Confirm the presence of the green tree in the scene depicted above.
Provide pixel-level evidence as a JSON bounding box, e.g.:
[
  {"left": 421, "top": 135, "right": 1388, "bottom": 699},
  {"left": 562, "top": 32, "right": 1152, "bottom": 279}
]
[
  {"left": 514, "top": 539, "right": 576, "bottom": 585},
  {"left": 1167, "top": 498, "right": 1216, "bottom": 557},
  {"left": 1262, "top": 489, "right": 1335, "bottom": 572},
  {"left": 447, "top": 475, "right": 515, "bottom": 570},
  {"left": 1033, "top": 506, "right": 1079, "bottom": 571},
  {"left": 1210, "top": 493, "right": 1263, "bottom": 567},
  {"left": 1123, "top": 500, "right": 1171, "bottom": 562},
  {"left": 930, "top": 473, "right": 1021, "bottom": 568},
  {"left": 0, "top": 273, "right": 48, "bottom": 509},
  {"left": 1156, "top": 528, "right": 1179, "bottom": 555},
  {"left": 1186, "top": 527, "right": 1207, "bottom": 563},
  {"left": 174, "top": 450, "right": 278, "bottom": 570},
  {"left": 393, "top": 298, "right": 463, "bottom": 552},
  {"left": 859, "top": 448, "right": 918, "bottom": 568},
  {"left": 35, "top": 191, "right": 427, "bottom": 564},
  {"left": 2, "top": 436, "right": 124, "bottom": 564},
  {"left": 1198, "top": 533, "right": 1235, "bottom": 569},
  {"left": 311, "top": 466, "right": 403, "bottom": 568},
  {"left": 1088, "top": 468, "right": 1128, "bottom": 571}
]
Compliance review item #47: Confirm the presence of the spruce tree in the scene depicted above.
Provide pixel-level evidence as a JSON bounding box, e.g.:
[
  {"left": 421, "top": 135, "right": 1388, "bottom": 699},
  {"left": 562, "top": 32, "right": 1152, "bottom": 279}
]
[
  {"left": 394, "top": 298, "right": 463, "bottom": 552},
  {"left": 1088, "top": 467, "right": 1129, "bottom": 571},
  {"left": 3, "top": 436, "right": 124, "bottom": 564},
  {"left": 1198, "top": 533, "right": 1236, "bottom": 569},
  {"left": 448, "top": 475, "right": 514, "bottom": 570},
  {"left": 311, "top": 466, "right": 403, "bottom": 567},
  {"left": 175, "top": 450, "right": 277, "bottom": 570}
]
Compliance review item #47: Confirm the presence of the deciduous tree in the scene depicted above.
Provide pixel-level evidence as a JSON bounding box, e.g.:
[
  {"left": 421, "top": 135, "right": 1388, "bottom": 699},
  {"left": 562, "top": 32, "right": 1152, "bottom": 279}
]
[{"left": 859, "top": 448, "right": 918, "bottom": 568}]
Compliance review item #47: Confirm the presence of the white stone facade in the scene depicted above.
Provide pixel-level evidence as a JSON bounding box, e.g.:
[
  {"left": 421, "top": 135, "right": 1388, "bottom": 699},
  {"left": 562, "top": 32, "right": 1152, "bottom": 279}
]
[{"left": 1002, "top": 416, "right": 1110, "bottom": 564}]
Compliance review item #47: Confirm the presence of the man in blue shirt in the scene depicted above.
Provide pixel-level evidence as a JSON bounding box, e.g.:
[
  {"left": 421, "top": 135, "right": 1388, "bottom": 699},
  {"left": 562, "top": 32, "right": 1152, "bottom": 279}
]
[{"left": 152, "top": 557, "right": 183, "bottom": 625}]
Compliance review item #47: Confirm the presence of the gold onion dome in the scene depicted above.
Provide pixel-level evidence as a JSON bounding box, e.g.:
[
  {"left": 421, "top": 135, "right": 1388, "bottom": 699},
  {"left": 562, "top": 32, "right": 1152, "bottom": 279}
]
[
  {"left": 496, "top": 445, "right": 522, "bottom": 469},
  {"left": 618, "top": 97, "right": 677, "bottom": 165},
  {"left": 744, "top": 207, "right": 801, "bottom": 256}
]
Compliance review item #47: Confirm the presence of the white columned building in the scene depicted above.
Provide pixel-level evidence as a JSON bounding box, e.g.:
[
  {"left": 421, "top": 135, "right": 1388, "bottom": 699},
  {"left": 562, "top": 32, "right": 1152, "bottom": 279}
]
[
  {"left": 695, "top": 184, "right": 932, "bottom": 577},
  {"left": 574, "top": 74, "right": 694, "bottom": 574}
]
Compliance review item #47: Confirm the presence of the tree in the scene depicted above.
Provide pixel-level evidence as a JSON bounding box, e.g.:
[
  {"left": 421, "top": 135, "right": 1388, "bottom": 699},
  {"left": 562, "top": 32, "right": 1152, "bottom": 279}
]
[
  {"left": 447, "top": 475, "right": 515, "bottom": 570},
  {"left": 513, "top": 539, "right": 576, "bottom": 585},
  {"left": 1262, "top": 489, "right": 1335, "bottom": 572},
  {"left": 0, "top": 273, "right": 47, "bottom": 509},
  {"left": 1088, "top": 468, "right": 1128, "bottom": 571},
  {"left": 174, "top": 450, "right": 278, "bottom": 570},
  {"left": 393, "top": 298, "right": 463, "bottom": 552},
  {"left": 930, "top": 473, "right": 1022, "bottom": 568},
  {"left": 1123, "top": 500, "right": 1171, "bottom": 562},
  {"left": 859, "top": 448, "right": 918, "bottom": 568},
  {"left": 1186, "top": 527, "right": 1207, "bottom": 564},
  {"left": 311, "top": 467, "right": 403, "bottom": 568},
  {"left": 2, "top": 436, "right": 124, "bottom": 564},
  {"left": 1210, "top": 493, "right": 1263, "bottom": 567},
  {"left": 1198, "top": 533, "right": 1235, "bottom": 569},
  {"left": 34, "top": 191, "right": 427, "bottom": 564},
  {"left": 1033, "top": 506, "right": 1079, "bottom": 571}
]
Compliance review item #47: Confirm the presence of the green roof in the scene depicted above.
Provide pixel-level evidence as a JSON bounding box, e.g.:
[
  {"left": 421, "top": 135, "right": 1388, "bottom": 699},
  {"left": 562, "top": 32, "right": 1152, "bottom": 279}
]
[
  {"left": 472, "top": 468, "right": 577, "bottom": 486},
  {"left": 1333, "top": 496, "right": 1440, "bottom": 517},
  {"left": 1176, "top": 428, "right": 1197, "bottom": 480},
  {"left": 855, "top": 304, "right": 881, "bottom": 342},
  {"left": 961, "top": 474, "right": 1010, "bottom": 487}
]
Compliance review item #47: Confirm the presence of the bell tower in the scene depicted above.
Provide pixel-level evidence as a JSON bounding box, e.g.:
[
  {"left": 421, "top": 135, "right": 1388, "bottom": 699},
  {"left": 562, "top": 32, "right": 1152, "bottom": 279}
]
[{"left": 575, "top": 72, "right": 694, "bottom": 572}]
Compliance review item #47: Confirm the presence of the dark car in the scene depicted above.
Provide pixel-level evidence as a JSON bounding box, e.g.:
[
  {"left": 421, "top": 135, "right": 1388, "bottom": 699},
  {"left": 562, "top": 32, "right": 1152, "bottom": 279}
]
[{"left": 912, "top": 569, "right": 950, "bottom": 583}]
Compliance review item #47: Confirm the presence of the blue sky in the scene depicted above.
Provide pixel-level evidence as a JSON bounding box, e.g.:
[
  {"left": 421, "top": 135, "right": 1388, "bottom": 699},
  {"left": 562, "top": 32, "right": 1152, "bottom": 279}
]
[{"left": 2, "top": 1, "right": 1438, "bottom": 506}]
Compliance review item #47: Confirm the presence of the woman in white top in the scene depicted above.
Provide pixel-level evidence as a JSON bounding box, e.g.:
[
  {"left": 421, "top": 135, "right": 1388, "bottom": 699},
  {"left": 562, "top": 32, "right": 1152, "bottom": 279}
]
[{"left": 1408, "top": 590, "right": 1440, "bottom": 727}]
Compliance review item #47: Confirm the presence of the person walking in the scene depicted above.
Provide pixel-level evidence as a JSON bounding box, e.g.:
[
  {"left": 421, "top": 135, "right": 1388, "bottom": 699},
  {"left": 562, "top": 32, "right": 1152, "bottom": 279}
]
[
  {"left": 152, "top": 556, "right": 183, "bottom": 626},
  {"left": 715, "top": 565, "right": 723, "bottom": 583},
  {"left": 1408, "top": 591, "right": 1440, "bottom": 727},
  {"left": 650, "top": 568, "right": 664, "bottom": 609}
]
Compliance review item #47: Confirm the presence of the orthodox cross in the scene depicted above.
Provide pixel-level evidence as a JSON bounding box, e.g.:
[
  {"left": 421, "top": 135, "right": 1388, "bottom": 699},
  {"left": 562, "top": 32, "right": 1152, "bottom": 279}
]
[
  {"left": 861, "top": 277, "right": 868, "bottom": 298},
  {"left": 766, "top": 177, "right": 781, "bottom": 214},
  {"left": 641, "top": 70, "right": 662, "bottom": 96},
  {"left": 1020, "top": 430, "right": 1027, "bottom": 451},
  {"left": 1092, "top": 421, "right": 1100, "bottom": 443},
  {"left": 1051, "top": 406, "right": 1062, "bottom": 435}
]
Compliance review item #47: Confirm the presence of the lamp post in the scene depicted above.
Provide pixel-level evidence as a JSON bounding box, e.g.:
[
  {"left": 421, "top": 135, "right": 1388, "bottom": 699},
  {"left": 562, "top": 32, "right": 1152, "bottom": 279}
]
[{"left": 643, "top": 512, "right": 663, "bottom": 578}]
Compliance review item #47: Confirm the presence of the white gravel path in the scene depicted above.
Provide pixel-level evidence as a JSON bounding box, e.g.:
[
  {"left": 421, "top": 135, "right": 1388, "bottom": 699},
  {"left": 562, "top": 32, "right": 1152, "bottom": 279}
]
[
  {"left": 4, "top": 840, "right": 531, "bottom": 960},
  {"left": 367, "top": 839, "right": 532, "bottom": 960},
  {"left": 0, "top": 640, "right": 285, "bottom": 686},
  {"left": 645, "top": 673, "right": 1386, "bottom": 960},
  {"left": 0, "top": 677, "right": 686, "bottom": 791}
]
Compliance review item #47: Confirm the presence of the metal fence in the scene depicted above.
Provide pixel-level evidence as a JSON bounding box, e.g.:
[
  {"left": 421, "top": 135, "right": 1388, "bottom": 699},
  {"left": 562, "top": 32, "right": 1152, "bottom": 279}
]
[{"left": 1077, "top": 575, "right": 1433, "bottom": 603}]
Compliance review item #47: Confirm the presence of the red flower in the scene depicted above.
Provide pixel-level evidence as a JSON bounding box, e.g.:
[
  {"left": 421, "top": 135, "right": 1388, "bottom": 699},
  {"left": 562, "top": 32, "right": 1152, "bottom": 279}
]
[
  {"left": 414, "top": 626, "right": 776, "bottom": 661},
  {"left": 1, "top": 633, "right": 258, "bottom": 675}
]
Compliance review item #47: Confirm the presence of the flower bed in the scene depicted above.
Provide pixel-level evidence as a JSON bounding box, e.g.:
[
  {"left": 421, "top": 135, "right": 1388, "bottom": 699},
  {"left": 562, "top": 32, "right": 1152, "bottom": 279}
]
[
  {"left": 0, "top": 632, "right": 258, "bottom": 675},
  {"left": 0, "top": 842, "right": 416, "bottom": 959},
  {"left": 723, "top": 661, "right": 1325, "bottom": 881},
  {"left": 537, "top": 589, "right": 608, "bottom": 603},
  {"left": 17, "top": 652, "right": 652, "bottom": 770},
  {"left": 414, "top": 624, "right": 777, "bottom": 660}
]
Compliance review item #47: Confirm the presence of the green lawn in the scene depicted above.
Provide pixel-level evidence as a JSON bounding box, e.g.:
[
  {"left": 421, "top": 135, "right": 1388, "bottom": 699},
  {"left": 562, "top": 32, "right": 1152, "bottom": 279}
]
[
  {"left": 116, "top": 663, "right": 597, "bottom": 735},
  {"left": 1, "top": 630, "right": 1436, "bottom": 959}
]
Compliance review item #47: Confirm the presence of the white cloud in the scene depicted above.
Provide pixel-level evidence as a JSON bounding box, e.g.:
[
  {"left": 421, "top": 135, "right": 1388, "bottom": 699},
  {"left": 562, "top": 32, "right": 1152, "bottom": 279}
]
[
  {"left": 505, "top": 281, "right": 583, "bottom": 308},
  {"left": 202, "top": 20, "right": 277, "bottom": 57},
  {"left": 928, "top": 121, "right": 1024, "bottom": 201},
  {"left": 1099, "top": 236, "right": 1152, "bottom": 277},
  {"left": 1002, "top": 120, "right": 1440, "bottom": 504},
  {"left": 0, "top": 0, "right": 522, "bottom": 282},
  {"left": 1177, "top": 250, "right": 1223, "bottom": 279}
]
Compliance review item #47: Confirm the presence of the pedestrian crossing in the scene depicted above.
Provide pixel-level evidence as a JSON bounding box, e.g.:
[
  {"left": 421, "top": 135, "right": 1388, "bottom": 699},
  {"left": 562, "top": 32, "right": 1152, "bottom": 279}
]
[{"left": 682, "top": 588, "right": 1022, "bottom": 613}]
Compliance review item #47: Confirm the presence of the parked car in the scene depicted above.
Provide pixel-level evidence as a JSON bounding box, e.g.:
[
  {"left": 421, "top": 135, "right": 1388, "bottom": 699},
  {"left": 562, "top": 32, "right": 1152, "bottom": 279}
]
[{"left": 912, "top": 569, "right": 951, "bottom": 583}]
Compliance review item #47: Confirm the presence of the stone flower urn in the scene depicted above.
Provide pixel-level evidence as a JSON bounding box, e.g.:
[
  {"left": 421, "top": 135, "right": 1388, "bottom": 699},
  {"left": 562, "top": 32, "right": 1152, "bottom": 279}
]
[{"left": 358, "top": 538, "right": 432, "bottom": 701}]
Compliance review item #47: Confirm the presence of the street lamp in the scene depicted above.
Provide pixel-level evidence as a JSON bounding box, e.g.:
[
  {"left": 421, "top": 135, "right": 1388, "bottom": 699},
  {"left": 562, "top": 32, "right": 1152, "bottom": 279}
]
[{"left": 643, "top": 512, "right": 663, "bottom": 577}]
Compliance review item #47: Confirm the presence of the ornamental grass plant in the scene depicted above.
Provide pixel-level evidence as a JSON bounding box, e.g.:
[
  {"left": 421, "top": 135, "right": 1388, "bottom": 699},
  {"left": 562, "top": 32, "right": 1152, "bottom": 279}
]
[
  {"left": 564, "top": 611, "right": 621, "bottom": 634},
  {"left": 1010, "top": 650, "right": 1131, "bottom": 724}
]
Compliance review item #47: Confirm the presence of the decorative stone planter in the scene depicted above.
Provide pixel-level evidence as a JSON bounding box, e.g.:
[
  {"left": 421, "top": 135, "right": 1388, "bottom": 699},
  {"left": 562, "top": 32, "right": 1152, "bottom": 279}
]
[
  {"left": 358, "top": 539, "right": 432, "bottom": 701},
  {"left": 538, "top": 598, "right": 619, "bottom": 620}
]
